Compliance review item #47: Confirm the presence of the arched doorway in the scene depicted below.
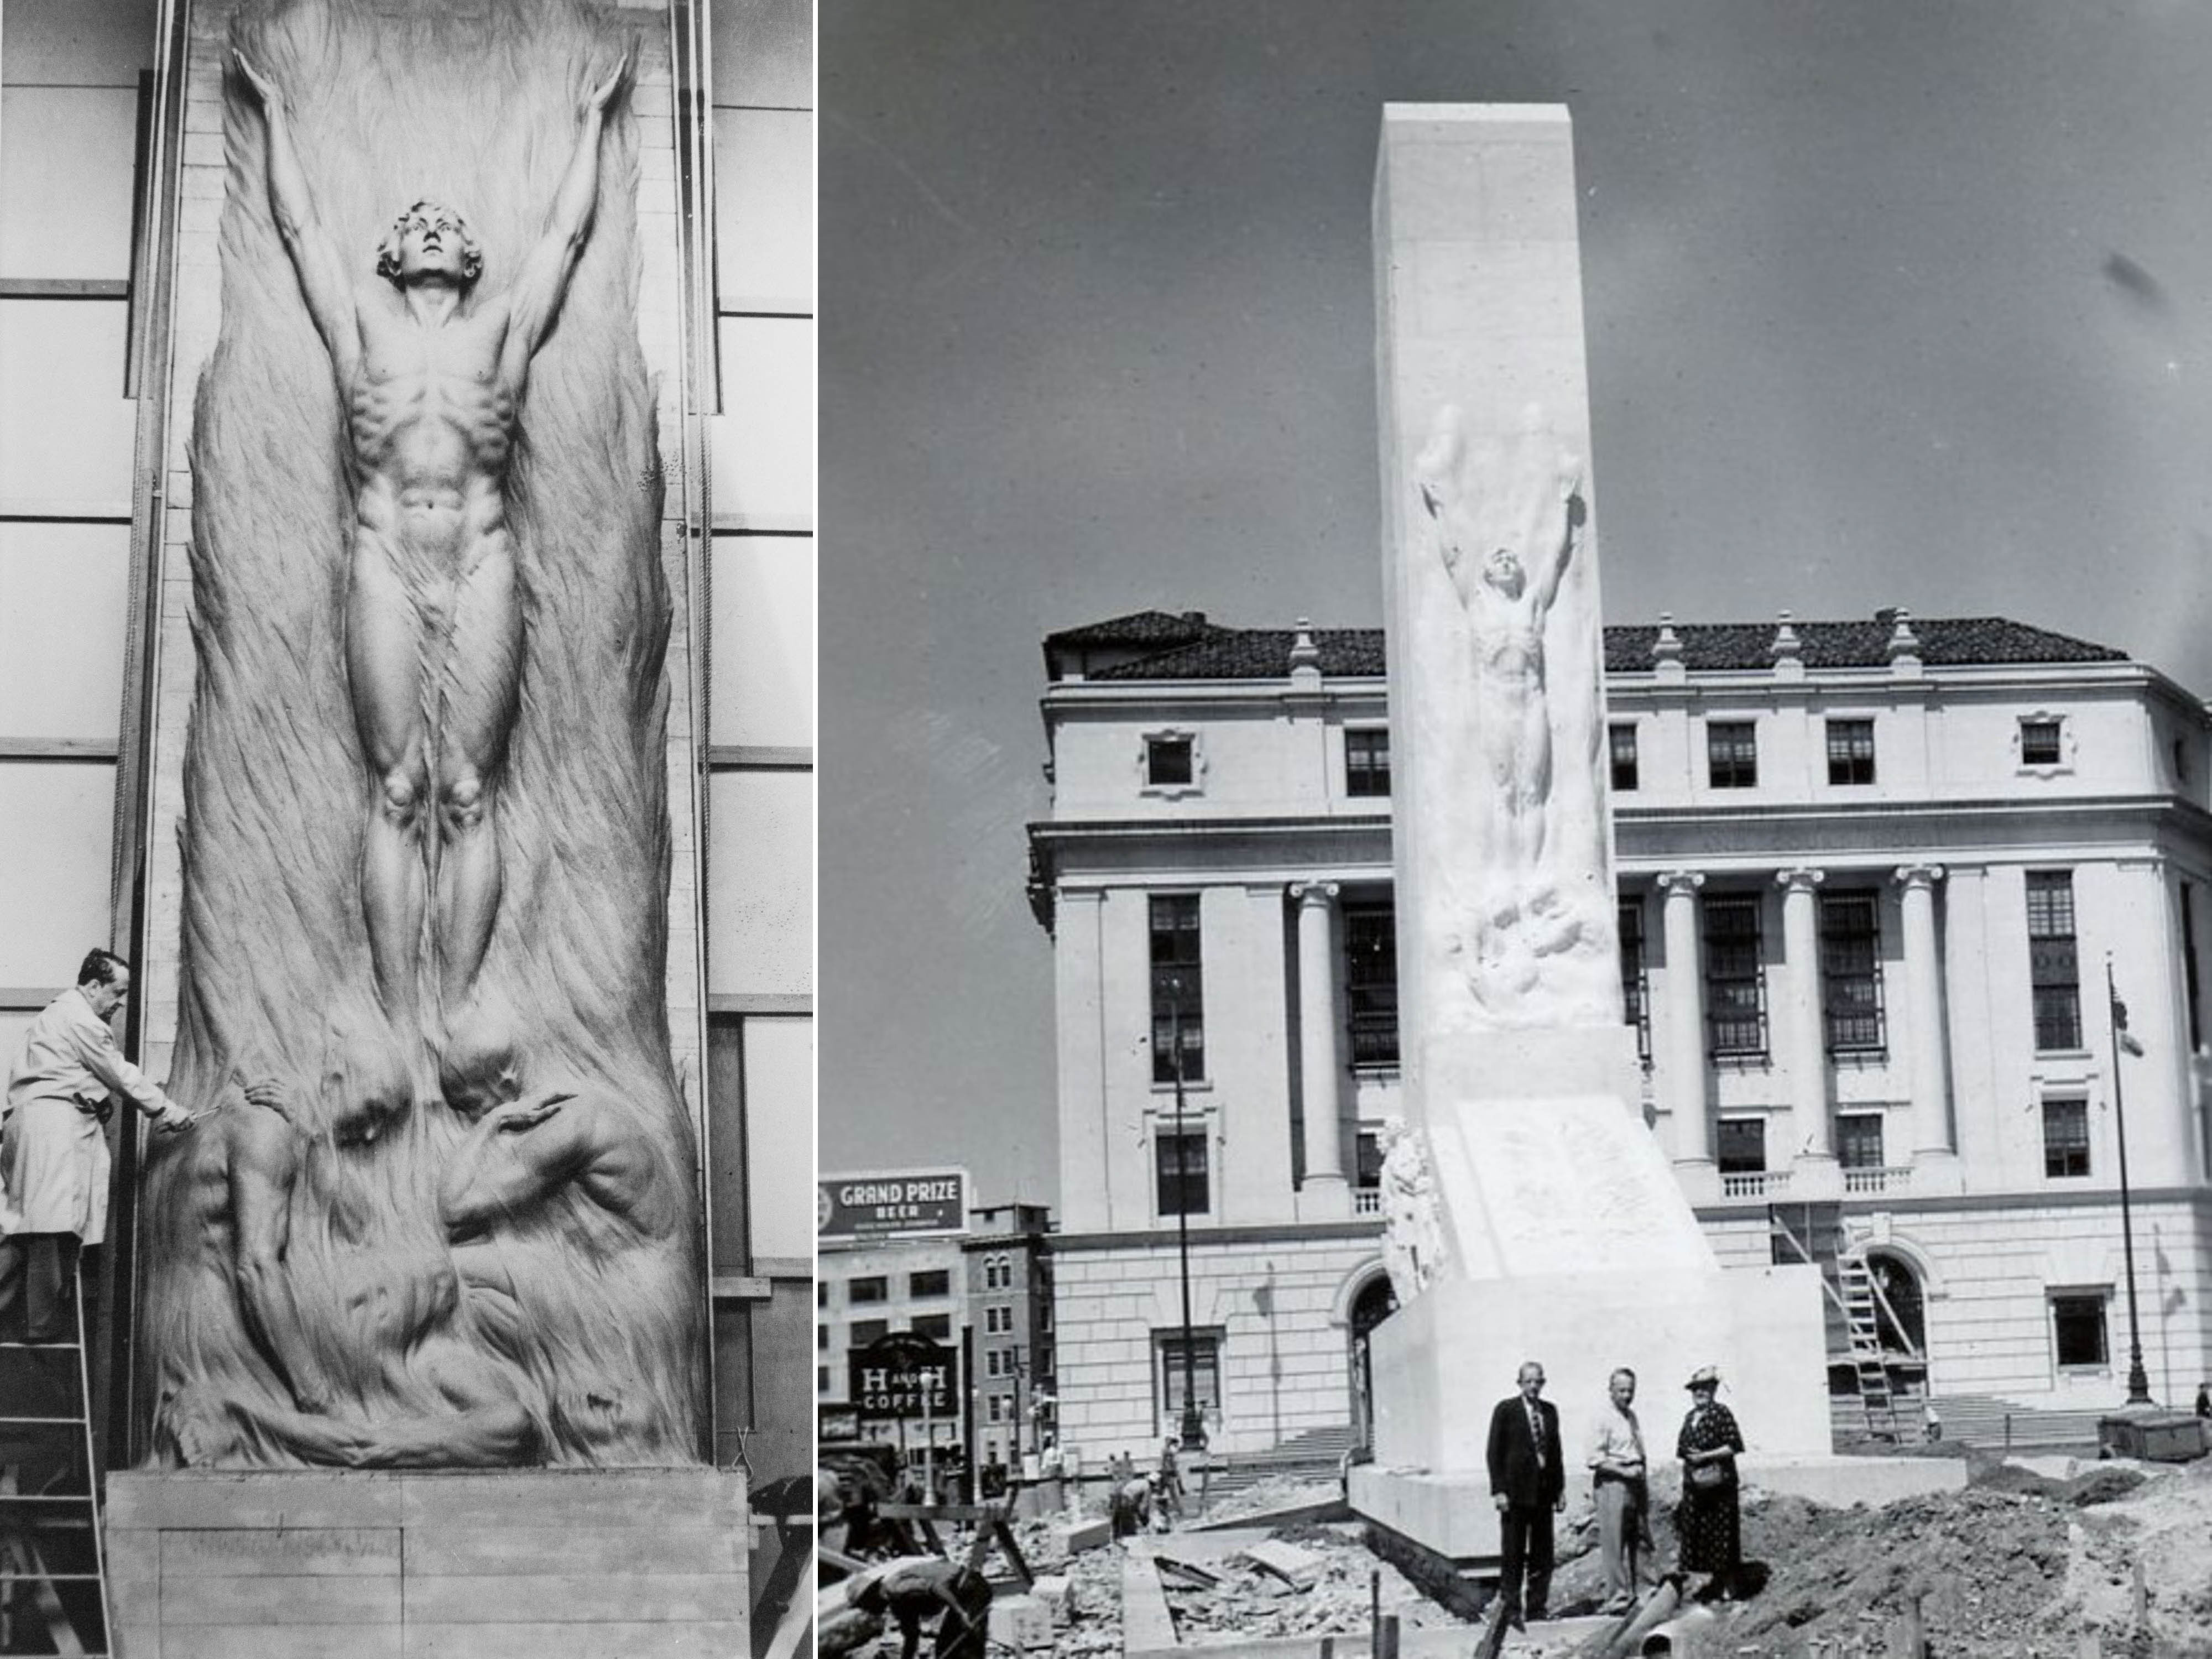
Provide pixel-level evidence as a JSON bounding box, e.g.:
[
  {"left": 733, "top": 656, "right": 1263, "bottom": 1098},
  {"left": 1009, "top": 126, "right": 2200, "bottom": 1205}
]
[
  {"left": 1347, "top": 1274, "right": 1399, "bottom": 1452},
  {"left": 1867, "top": 1248, "right": 1929, "bottom": 1403}
]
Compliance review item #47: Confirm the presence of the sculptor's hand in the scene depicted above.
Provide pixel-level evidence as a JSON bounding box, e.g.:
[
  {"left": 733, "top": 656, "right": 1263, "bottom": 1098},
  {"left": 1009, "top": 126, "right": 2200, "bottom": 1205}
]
[
  {"left": 242, "top": 1078, "right": 299, "bottom": 1124},
  {"left": 586, "top": 40, "right": 635, "bottom": 116},
  {"left": 1494, "top": 1493, "right": 1509, "bottom": 1512},
  {"left": 231, "top": 47, "right": 279, "bottom": 109},
  {"left": 155, "top": 1103, "right": 199, "bottom": 1135}
]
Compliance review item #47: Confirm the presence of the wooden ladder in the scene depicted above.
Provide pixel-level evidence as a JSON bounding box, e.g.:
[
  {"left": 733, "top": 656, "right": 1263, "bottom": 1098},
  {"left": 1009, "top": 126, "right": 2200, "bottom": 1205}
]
[
  {"left": 1836, "top": 1249, "right": 1900, "bottom": 1440},
  {"left": 0, "top": 1263, "right": 113, "bottom": 1657}
]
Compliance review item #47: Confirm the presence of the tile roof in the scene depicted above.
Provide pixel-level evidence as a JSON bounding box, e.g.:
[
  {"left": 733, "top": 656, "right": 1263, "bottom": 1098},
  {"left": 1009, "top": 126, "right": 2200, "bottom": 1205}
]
[
  {"left": 1043, "top": 611, "right": 1224, "bottom": 649},
  {"left": 1075, "top": 615, "right": 2127, "bottom": 681}
]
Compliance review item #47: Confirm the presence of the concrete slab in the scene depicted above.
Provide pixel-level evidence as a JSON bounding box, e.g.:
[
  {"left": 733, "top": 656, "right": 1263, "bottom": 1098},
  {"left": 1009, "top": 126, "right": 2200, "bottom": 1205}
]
[{"left": 106, "top": 1469, "right": 748, "bottom": 1657}]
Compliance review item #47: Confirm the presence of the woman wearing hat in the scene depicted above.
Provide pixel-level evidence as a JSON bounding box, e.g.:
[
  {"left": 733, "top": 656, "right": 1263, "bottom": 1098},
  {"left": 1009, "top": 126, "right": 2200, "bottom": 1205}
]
[{"left": 1674, "top": 1365, "right": 1745, "bottom": 1598}]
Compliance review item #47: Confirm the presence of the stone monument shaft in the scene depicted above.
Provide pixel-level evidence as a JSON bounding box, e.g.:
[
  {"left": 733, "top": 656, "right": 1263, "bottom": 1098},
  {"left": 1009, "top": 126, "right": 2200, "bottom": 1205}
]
[{"left": 1355, "top": 107, "right": 1831, "bottom": 1561}]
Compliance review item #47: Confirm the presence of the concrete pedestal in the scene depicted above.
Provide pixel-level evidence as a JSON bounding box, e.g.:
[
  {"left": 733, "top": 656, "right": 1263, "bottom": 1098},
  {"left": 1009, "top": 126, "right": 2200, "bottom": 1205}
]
[
  {"left": 106, "top": 1468, "right": 748, "bottom": 1658},
  {"left": 1356, "top": 1261, "right": 1832, "bottom": 1559}
]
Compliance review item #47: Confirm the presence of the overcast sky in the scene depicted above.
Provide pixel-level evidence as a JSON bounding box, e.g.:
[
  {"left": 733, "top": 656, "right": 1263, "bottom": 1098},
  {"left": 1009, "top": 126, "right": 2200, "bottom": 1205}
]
[{"left": 820, "top": 1, "right": 2212, "bottom": 1211}]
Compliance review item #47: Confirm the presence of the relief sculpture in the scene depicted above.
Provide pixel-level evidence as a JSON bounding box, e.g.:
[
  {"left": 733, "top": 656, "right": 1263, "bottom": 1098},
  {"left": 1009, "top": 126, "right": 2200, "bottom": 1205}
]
[
  {"left": 1414, "top": 404, "right": 1619, "bottom": 1029},
  {"left": 134, "top": 0, "right": 703, "bottom": 1468}
]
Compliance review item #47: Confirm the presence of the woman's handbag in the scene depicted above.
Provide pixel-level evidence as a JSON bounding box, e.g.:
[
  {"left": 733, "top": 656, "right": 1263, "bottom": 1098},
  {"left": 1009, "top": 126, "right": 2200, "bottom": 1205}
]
[{"left": 1687, "top": 1459, "right": 1728, "bottom": 1491}]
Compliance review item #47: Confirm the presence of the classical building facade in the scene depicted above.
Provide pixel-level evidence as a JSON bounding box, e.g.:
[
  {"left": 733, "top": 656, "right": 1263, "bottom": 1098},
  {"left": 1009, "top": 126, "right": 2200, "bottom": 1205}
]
[{"left": 1028, "top": 608, "right": 2212, "bottom": 1457}]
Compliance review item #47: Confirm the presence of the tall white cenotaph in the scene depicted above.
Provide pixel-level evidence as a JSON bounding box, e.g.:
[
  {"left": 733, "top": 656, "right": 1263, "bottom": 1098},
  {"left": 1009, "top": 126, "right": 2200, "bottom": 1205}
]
[{"left": 1348, "top": 105, "right": 1833, "bottom": 1565}]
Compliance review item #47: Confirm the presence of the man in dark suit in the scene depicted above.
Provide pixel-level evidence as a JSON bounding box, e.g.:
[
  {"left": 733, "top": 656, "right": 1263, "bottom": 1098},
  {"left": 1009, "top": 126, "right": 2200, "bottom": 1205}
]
[{"left": 1486, "top": 1359, "right": 1566, "bottom": 1627}]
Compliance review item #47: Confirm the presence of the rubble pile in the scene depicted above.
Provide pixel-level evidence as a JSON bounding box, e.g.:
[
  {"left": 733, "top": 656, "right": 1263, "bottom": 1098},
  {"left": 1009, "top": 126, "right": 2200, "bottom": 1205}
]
[
  {"left": 1162, "top": 1521, "right": 1473, "bottom": 1641},
  {"left": 1727, "top": 1460, "right": 2212, "bottom": 1658}
]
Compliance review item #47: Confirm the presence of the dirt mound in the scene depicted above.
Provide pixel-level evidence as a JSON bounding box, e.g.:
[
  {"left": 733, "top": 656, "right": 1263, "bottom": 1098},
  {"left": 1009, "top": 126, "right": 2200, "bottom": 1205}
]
[{"left": 1733, "top": 1488, "right": 2072, "bottom": 1650}]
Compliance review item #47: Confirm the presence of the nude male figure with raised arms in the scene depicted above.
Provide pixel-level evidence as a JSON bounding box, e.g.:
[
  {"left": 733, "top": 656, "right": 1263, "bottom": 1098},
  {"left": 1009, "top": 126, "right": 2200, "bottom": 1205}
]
[{"left": 231, "top": 45, "right": 631, "bottom": 1027}]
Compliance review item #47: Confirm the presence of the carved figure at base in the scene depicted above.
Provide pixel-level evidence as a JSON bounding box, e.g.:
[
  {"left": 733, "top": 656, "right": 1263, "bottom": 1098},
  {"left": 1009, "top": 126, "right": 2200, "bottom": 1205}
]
[
  {"left": 1377, "top": 1117, "right": 1446, "bottom": 1301},
  {"left": 149, "top": 1074, "right": 535, "bottom": 1468},
  {"left": 231, "top": 43, "right": 631, "bottom": 1025}
]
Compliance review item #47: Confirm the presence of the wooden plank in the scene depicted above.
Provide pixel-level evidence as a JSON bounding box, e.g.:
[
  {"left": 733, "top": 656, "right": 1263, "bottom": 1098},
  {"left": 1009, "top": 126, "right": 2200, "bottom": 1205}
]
[
  {"left": 706, "top": 992, "right": 812, "bottom": 1016},
  {"left": 401, "top": 1526, "right": 744, "bottom": 1578},
  {"left": 108, "top": 1473, "right": 406, "bottom": 1529},
  {"left": 0, "top": 738, "right": 121, "bottom": 760},
  {"left": 706, "top": 744, "right": 812, "bottom": 771},
  {"left": 393, "top": 1469, "right": 745, "bottom": 1530},
  {"left": 165, "top": 1626, "right": 401, "bottom": 1659},
  {"left": 159, "top": 1527, "right": 401, "bottom": 1577},
  {"left": 398, "top": 1573, "right": 747, "bottom": 1624},
  {"left": 400, "top": 1621, "right": 751, "bottom": 1657},
  {"left": 159, "top": 1572, "right": 400, "bottom": 1625},
  {"left": 0, "top": 498, "right": 133, "bottom": 522},
  {"left": 0, "top": 279, "right": 131, "bottom": 299},
  {"left": 710, "top": 1275, "right": 772, "bottom": 1301}
]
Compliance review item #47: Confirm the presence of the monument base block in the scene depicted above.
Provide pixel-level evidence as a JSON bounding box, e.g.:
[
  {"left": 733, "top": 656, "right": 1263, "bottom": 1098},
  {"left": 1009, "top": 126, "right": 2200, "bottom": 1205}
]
[
  {"left": 106, "top": 1468, "right": 748, "bottom": 1658},
  {"left": 1355, "top": 1262, "right": 1832, "bottom": 1560}
]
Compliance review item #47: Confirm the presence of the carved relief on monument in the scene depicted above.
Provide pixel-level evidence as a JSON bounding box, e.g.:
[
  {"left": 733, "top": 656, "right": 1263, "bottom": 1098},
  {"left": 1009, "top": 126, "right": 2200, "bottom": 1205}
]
[
  {"left": 134, "top": 0, "right": 703, "bottom": 1468},
  {"left": 1377, "top": 1117, "right": 1447, "bottom": 1302},
  {"left": 1410, "top": 403, "right": 1620, "bottom": 1031}
]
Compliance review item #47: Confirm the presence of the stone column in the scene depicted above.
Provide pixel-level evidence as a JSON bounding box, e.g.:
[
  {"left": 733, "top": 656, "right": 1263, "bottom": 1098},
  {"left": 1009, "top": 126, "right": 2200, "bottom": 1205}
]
[
  {"left": 1777, "top": 868, "right": 1834, "bottom": 1167},
  {"left": 1658, "top": 871, "right": 1712, "bottom": 1166},
  {"left": 1292, "top": 880, "right": 1350, "bottom": 1218},
  {"left": 1894, "top": 865, "right": 1957, "bottom": 1166}
]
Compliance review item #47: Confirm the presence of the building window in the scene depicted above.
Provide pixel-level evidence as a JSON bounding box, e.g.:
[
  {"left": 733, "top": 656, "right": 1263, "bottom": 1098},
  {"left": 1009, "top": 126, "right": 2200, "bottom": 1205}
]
[
  {"left": 1345, "top": 728, "right": 1391, "bottom": 797},
  {"left": 1837, "top": 1113, "right": 1885, "bottom": 1170},
  {"left": 1343, "top": 901, "right": 1400, "bottom": 1067},
  {"left": 2051, "top": 1292, "right": 2109, "bottom": 1369},
  {"left": 1707, "top": 721, "right": 1758, "bottom": 789},
  {"left": 849, "top": 1276, "right": 887, "bottom": 1305},
  {"left": 2186, "top": 884, "right": 2206, "bottom": 1053},
  {"left": 2020, "top": 717, "right": 2064, "bottom": 768},
  {"left": 817, "top": 1281, "right": 829, "bottom": 1307},
  {"left": 2043, "top": 1097, "right": 2090, "bottom": 1178},
  {"left": 817, "top": 1326, "right": 829, "bottom": 1350},
  {"left": 911, "top": 1313, "right": 951, "bottom": 1339},
  {"left": 1620, "top": 898, "right": 1651, "bottom": 1061},
  {"left": 1156, "top": 1126, "right": 1210, "bottom": 1216},
  {"left": 1145, "top": 733, "right": 1195, "bottom": 788},
  {"left": 1157, "top": 1332, "right": 1222, "bottom": 1418},
  {"left": 983, "top": 1253, "right": 1011, "bottom": 1291},
  {"left": 1825, "top": 718, "right": 1876, "bottom": 786},
  {"left": 985, "top": 1306, "right": 1012, "bottom": 1334},
  {"left": 987, "top": 1395, "right": 1006, "bottom": 1423},
  {"left": 2026, "top": 870, "right": 2081, "bottom": 1051},
  {"left": 1703, "top": 894, "right": 1767, "bottom": 1058},
  {"left": 818, "top": 1366, "right": 831, "bottom": 1393},
  {"left": 849, "top": 1318, "right": 889, "bottom": 1347},
  {"left": 1819, "top": 891, "right": 1885, "bottom": 1053},
  {"left": 1355, "top": 1129, "right": 1384, "bottom": 1199},
  {"left": 909, "top": 1270, "right": 950, "bottom": 1299},
  {"left": 1717, "top": 1117, "right": 1767, "bottom": 1174},
  {"left": 1610, "top": 723, "right": 1639, "bottom": 791},
  {"left": 986, "top": 1349, "right": 1005, "bottom": 1378},
  {"left": 1150, "top": 894, "right": 1206, "bottom": 1083}
]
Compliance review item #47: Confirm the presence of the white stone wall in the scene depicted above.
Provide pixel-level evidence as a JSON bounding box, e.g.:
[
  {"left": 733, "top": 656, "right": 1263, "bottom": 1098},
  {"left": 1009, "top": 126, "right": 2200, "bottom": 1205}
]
[{"left": 1051, "top": 1232, "right": 1385, "bottom": 1459}]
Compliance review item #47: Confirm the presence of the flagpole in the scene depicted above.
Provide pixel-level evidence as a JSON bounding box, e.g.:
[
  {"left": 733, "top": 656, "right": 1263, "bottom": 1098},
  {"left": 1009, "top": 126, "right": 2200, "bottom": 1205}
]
[{"left": 2107, "top": 959, "right": 2153, "bottom": 1407}]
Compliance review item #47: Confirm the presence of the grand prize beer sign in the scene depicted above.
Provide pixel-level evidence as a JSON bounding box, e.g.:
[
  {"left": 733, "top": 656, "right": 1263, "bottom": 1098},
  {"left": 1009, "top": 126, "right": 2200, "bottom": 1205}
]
[{"left": 819, "top": 1167, "right": 971, "bottom": 1242}]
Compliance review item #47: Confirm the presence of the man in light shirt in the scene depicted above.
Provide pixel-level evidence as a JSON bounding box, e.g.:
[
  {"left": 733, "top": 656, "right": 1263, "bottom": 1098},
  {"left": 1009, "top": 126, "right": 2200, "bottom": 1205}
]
[
  {"left": 1585, "top": 1365, "right": 1657, "bottom": 1613},
  {"left": 2, "top": 950, "right": 196, "bottom": 1339}
]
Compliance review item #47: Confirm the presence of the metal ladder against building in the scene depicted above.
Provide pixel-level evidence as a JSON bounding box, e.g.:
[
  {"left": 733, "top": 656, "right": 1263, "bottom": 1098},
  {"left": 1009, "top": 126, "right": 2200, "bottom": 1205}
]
[
  {"left": 1835, "top": 1249, "right": 1901, "bottom": 1441},
  {"left": 0, "top": 1266, "right": 113, "bottom": 1657}
]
